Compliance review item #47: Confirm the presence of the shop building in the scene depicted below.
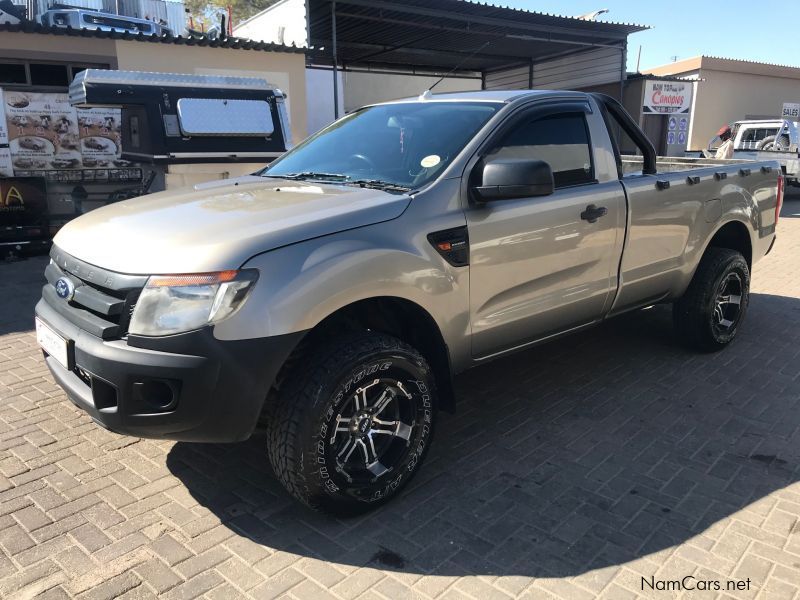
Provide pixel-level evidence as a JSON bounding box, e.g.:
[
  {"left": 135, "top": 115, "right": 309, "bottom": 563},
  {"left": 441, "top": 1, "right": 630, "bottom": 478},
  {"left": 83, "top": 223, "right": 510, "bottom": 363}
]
[
  {"left": 0, "top": 22, "right": 306, "bottom": 249},
  {"left": 643, "top": 56, "right": 800, "bottom": 151}
]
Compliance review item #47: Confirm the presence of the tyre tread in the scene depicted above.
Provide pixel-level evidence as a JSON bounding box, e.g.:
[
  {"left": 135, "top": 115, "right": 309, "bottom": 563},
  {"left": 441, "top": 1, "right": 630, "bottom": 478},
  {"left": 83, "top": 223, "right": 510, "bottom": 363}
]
[
  {"left": 265, "top": 332, "right": 428, "bottom": 512},
  {"left": 673, "top": 247, "right": 748, "bottom": 352}
]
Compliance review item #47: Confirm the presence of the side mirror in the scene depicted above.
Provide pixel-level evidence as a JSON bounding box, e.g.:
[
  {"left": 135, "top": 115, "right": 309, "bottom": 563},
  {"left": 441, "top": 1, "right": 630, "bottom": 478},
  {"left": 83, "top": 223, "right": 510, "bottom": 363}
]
[{"left": 473, "top": 158, "right": 554, "bottom": 201}]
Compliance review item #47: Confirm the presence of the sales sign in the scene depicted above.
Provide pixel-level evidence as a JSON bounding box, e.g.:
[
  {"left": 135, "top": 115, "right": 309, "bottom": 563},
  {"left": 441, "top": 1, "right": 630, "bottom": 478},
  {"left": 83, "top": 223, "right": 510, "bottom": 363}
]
[
  {"left": 643, "top": 80, "right": 692, "bottom": 114},
  {"left": 782, "top": 102, "right": 800, "bottom": 119}
]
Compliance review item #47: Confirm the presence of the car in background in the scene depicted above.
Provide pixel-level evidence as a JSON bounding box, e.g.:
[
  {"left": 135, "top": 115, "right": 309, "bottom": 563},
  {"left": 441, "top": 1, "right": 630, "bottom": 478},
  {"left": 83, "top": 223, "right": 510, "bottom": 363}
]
[
  {"left": 39, "top": 8, "right": 173, "bottom": 36},
  {"left": 701, "top": 119, "right": 800, "bottom": 186}
]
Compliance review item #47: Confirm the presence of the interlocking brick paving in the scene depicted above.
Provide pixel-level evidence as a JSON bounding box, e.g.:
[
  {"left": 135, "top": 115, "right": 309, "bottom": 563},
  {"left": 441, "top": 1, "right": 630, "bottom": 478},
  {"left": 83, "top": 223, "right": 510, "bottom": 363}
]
[{"left": 1, "top": 194, "right": 799, "bottom": 599}]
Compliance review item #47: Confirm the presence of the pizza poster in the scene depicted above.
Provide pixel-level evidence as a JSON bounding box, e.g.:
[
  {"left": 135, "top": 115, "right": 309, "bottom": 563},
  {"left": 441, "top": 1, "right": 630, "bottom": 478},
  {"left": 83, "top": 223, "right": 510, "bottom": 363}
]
[{"left": 2, "top": 90, "right": 122, "bottom": 173}]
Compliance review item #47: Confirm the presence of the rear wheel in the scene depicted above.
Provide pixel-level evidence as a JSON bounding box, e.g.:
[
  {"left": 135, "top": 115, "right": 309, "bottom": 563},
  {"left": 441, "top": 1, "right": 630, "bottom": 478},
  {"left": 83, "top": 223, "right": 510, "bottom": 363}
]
[
  {"left": 266, "top": 332, "right": 436, "bottom": 515},
  {"left": 673, "top": 247, "right": 750, "bottom": 352}
]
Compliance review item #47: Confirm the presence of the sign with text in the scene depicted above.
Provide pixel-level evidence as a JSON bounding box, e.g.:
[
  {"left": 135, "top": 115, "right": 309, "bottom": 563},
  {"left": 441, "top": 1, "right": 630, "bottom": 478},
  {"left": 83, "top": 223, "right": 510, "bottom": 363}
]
[
  {"left": 0, "top": 89, "right": 12, "bottom": 177},
  {"left": 0, "top": 177, "right": 47, "bottom": 227},
  {"left": 4, "top": 91, "right": 82, "bottom": 171},
  {"left": 782, "top": 102, "right": 800, "bottom": 119},
  {"left": 2, "top": 90, "right": 123, "bottom": 174},
  {"left": 643, "top": 80, "right": 692, "bottom": 114}
]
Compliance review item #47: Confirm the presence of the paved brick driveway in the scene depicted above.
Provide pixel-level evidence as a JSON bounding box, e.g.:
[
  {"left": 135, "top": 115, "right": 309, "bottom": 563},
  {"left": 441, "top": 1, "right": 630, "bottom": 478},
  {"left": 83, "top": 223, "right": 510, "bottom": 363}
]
[{"left": 2, "top": 196, "right": 800, "bottom": 600}]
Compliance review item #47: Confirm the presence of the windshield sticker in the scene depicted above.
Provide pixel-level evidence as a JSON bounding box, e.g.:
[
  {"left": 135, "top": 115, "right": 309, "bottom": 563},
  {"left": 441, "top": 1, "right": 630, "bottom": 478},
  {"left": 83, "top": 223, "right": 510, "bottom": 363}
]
[{"left": 421, "top": 155, "right": 441, "bottom": 168}]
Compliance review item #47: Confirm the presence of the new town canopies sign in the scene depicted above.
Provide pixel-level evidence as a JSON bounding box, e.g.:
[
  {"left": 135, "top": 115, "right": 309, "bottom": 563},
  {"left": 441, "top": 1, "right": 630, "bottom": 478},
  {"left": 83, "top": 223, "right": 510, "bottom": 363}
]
[{"left": 643, "top": 80, "right": 692, "bottom": 114}]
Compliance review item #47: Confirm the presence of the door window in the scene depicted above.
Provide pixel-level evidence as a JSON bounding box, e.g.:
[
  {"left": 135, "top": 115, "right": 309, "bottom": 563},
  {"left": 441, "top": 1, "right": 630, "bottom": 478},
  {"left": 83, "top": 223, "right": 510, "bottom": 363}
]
[{"left": 486, "top": 112, "right": 594, "bottom": 188}]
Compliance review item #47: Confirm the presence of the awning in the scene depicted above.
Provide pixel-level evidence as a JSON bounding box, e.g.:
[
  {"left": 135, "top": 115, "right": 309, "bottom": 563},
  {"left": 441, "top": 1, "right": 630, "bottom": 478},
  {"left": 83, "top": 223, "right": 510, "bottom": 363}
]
[{"left": 307, "top": 0, "right": 648, "bottom": 75}]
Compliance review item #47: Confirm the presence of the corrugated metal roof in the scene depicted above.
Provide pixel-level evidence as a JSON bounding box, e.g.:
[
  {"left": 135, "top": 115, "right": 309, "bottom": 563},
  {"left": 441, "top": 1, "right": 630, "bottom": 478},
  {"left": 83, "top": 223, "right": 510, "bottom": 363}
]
[
  {"left": 447, "top": 0, "right": 649, "bottom": 31},
  {"left": 307, "top": 0, "right": 648, "bottom": 74},
  {"left": 700, "top": 55, "right": 800, "bottom": 70},
  {"left": 0, "top": 22, "right": 306, "bottom": 53}
]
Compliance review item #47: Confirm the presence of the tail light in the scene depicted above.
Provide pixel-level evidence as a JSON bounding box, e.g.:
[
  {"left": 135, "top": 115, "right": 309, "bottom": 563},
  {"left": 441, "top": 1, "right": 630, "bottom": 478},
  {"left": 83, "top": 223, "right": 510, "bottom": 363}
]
[{"left": 776, "top": 174, "right": 784, "bottom": 225}]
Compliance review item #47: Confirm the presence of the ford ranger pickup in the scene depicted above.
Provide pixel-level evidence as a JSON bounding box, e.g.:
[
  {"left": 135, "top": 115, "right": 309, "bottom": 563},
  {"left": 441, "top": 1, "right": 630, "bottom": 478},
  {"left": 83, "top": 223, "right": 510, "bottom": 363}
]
[{"left": 35, "top": 91, "right": 783, "bottom": 514}]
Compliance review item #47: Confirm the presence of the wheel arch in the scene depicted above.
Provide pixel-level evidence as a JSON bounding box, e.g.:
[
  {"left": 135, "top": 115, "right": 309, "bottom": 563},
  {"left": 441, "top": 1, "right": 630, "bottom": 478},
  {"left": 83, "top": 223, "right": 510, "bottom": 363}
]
[
  {"left": 705, "top": 219, "right": 753, "bottom": 269},
  {"left": 280, "top": 296, "right": 456, "bottom": 413}
]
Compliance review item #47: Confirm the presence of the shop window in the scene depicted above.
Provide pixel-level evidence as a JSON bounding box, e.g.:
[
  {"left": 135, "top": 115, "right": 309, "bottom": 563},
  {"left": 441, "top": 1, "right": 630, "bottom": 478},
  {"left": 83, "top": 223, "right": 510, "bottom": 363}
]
[
  {"left": 0, "top": 63, "right": 27, "bottom": 84},
  {"left": 29, "top": 63, "right": 70, "bottom": 87}
]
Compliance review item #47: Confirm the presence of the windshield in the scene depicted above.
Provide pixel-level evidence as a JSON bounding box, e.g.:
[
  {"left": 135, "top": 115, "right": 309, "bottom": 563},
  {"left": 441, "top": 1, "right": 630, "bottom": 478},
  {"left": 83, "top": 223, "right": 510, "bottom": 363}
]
[{"left": 263, "top": 101, "right": 501, "bottom": 190}]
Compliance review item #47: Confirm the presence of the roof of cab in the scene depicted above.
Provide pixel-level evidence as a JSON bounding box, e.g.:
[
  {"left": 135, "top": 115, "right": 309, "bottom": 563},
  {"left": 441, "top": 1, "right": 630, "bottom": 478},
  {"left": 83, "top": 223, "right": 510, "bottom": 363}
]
[{"left": 378, "top": 89, "right": 587, "bottom": 106}]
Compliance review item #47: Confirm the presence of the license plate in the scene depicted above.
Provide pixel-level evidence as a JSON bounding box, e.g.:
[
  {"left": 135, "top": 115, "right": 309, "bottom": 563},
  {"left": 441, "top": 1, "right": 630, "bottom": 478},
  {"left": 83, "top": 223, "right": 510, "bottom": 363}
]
[{"left": 35, "top": 317, "right": 70, "bottom": 370}]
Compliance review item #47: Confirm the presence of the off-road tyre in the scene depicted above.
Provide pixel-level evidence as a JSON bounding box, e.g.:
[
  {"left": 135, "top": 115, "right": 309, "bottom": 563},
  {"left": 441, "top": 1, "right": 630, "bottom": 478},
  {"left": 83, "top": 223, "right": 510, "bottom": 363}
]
[
  {"left": 265, "top": 332, "right": 437, "bottom": 515},
  {"left": 757, "top": 134, "right": 790, "bottom": 151},
  {"left": 673, "top": 247, "right": 750, "bottom": 352}
]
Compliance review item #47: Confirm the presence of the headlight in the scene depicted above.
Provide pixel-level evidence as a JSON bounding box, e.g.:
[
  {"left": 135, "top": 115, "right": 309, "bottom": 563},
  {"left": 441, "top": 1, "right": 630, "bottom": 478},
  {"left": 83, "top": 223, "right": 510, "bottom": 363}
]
[{"left": 129, "top": 269, "right": 258, "bottom": 336}]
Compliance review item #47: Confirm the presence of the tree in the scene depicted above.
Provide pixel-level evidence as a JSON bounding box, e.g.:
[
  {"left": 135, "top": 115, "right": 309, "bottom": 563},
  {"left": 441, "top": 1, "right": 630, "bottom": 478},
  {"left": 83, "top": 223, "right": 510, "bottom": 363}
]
[{"left": 184, "top": 0, "right": 282, "bottom": 33}]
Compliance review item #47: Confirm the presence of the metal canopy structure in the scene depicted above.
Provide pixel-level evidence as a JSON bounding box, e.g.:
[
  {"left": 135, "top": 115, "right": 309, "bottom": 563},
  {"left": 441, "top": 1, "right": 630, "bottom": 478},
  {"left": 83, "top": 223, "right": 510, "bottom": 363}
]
[{"left": 307, "top": 0, "right": 648, "bottom": 76}]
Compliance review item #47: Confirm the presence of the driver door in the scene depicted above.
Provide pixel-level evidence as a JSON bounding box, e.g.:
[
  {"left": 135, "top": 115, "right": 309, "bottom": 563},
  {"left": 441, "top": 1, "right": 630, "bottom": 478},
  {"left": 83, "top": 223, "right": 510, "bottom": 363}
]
[{"left": 466, "top": 103, "right": 626, "bottom": 358}]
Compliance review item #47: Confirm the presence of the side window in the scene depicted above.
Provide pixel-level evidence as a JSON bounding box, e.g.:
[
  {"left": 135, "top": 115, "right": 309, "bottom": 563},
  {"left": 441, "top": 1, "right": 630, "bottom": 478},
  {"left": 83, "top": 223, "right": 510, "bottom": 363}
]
[
  {"left": 487, "top": 112, "right": 594, "bottom": 188},
  {"left": 740, "top": 127, "right": 778, "bottom": 143}
]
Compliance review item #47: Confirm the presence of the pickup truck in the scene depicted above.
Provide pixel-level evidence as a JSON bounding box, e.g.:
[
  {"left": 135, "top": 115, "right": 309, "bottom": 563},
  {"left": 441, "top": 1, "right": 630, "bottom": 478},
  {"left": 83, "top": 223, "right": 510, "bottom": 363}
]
[
  {"left": 698, "top": 118, "right": 800, "bottom": 186},
  {"left": 35, "top": 91, "right": 783, "bottom": 515}
]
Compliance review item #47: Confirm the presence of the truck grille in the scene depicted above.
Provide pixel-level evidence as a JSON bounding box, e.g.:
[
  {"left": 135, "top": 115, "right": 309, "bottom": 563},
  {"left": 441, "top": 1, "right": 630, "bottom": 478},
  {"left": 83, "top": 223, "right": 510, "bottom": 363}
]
[{"left": 43, "top": 246, "right": 148, "bottom": 339}]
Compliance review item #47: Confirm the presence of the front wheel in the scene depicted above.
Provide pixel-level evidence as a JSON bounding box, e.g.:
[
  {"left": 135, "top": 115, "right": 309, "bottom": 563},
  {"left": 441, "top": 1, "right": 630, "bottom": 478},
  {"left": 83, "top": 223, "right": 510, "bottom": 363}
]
[
  {"left": 673, "top": 247, "right": 750, "bottom": 352},
  {"left": 266, "top": 332, "right": 436, "bottom": 515}
]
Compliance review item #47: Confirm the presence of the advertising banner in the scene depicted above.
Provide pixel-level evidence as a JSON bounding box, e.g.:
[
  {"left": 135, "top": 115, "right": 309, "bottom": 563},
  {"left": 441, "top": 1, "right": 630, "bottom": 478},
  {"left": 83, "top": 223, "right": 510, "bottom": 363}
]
[
  {"left": 0, "top": 177, "right": 48, "bottom": 227},
  {"left": 0, "top": 88, "right": 8, "bottom": 145},
  {"left": 0, "top": 148, "right": 12, "bottom": 178},
  {"left": 665, "top": 113, "right": 691, "bottom": 157},
  {"left": 2, "top": 90, "right": 123, "bottom": 174},
  {"left": 4, "top": 91, "right": 82, "bottom": 171},
  {"left": 643, "top": 80, "right": 692, "bottom": 114},
  {"left": 0, "top": 89, "right": 12, "bottom": 177},
  {"left": 77, "top": 107, "right": 122, "bottom": 168}
]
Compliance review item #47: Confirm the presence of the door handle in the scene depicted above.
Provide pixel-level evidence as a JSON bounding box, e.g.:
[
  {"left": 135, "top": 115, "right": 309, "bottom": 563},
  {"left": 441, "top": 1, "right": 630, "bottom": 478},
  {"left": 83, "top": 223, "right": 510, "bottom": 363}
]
[{"left": 580, "top": 204, "right": 608, "bottom": 223}]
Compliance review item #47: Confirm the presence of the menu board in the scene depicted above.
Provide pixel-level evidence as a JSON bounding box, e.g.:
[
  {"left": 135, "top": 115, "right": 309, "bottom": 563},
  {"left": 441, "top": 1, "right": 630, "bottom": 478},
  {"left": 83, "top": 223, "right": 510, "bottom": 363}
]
[{"left": 2, "top": 90, "right": 123, "bottom": 174}]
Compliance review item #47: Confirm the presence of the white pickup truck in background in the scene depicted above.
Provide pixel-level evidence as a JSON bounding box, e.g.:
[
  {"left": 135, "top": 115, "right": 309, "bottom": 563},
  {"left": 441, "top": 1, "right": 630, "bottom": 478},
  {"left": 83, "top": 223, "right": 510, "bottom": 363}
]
[{"left": 699, "top": 118, "right": 800, "bottom": 186}]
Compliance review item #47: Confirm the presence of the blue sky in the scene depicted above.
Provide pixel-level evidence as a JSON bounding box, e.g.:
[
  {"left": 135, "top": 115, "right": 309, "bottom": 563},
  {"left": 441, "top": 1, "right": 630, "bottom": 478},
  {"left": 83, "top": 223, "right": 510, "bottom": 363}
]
[{"left": 499, "top": 1, "right": 800, "bottom": 72}]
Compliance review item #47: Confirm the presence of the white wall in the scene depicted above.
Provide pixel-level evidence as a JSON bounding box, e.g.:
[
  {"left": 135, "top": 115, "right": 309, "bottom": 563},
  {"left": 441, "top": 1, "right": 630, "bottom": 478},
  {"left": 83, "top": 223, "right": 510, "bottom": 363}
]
[
  {"left": 342, "top": 71, "right": 482, "bottom": 113},
  {"left": 233, "top": 0, "right": 307, "bottom": 47},
  {"left": 691, "top": 68, "right": 800, "bottom": 150},
  {"left": 306, "top": 68, "right": 344, "bottom": 134}
]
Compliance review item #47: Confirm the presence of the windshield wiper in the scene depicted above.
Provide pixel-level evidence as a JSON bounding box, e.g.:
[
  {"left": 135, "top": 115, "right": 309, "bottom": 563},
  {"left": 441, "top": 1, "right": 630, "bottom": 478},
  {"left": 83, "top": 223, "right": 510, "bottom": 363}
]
[
  {"left": 261, "top": 171, "right": 350, "bottom": 182},
  {"left": 262, "top": 172, "right": 410, "bottom": 192},
  {"left": 347, "top": 179, "right": 411, "bottom": 193}
]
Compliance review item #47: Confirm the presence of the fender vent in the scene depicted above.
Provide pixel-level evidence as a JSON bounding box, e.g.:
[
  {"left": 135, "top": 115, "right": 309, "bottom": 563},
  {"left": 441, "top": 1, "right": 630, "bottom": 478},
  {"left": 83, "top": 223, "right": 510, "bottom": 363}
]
[{"left": 428, "top": 226, "right": 469, "bottom": 267}]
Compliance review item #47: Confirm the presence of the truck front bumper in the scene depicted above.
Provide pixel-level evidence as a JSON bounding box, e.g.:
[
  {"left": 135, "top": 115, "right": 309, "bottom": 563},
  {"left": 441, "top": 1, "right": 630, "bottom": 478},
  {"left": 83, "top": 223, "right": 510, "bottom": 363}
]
[{"left": 35, "top": 298, "right": 304, "bottom": 443}]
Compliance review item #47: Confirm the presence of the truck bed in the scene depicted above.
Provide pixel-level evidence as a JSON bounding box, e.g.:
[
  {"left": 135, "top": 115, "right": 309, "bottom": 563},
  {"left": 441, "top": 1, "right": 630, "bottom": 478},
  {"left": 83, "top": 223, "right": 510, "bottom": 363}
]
[
  {"left": 622, "top": 156, "right": 758, "bottom": 174},
  {"left": 611, "top": 155, "right": 780, "bottom": 315}
]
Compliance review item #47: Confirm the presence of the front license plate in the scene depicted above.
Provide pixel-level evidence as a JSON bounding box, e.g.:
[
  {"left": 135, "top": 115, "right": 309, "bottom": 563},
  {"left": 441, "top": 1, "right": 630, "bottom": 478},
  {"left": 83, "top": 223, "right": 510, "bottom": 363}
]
[{"left": 35, "top": 317, "right": 70, "bottom": 370}]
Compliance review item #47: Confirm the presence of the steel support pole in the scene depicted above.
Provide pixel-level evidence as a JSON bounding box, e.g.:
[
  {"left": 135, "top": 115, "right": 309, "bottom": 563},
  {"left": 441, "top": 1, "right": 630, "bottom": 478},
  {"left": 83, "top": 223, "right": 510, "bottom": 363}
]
[
  {"left": 332, "top": 0, "right": 340, "bottom": 119},
  {"left": 528, "top": 59, "right": 534, "bottom": 89}
]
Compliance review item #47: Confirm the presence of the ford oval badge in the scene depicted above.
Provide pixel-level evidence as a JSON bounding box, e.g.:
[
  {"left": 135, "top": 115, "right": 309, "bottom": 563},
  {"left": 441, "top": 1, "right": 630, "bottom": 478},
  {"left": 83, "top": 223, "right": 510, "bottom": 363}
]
[{"left": 55, "top": 277, "right": 75, "bottom": 301}]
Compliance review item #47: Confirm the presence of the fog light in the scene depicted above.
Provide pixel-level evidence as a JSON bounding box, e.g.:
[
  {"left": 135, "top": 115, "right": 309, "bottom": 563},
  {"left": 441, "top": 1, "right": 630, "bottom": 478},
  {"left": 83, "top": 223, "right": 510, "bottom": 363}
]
[{"left": 132, "top": 379, "right": 179, "bottom": 411}]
